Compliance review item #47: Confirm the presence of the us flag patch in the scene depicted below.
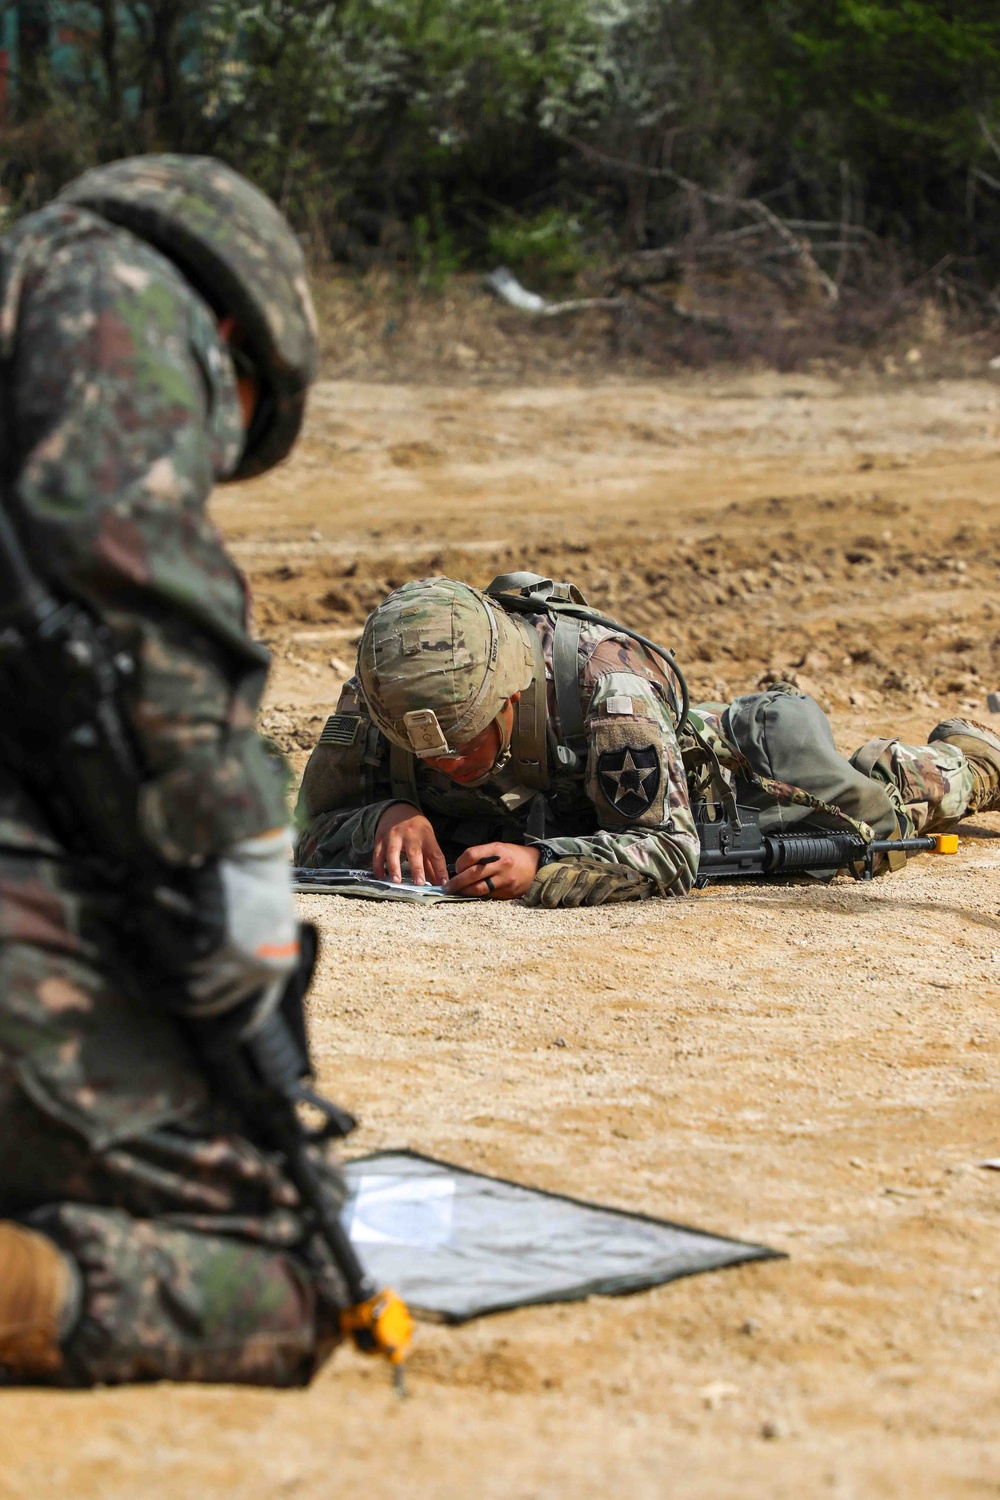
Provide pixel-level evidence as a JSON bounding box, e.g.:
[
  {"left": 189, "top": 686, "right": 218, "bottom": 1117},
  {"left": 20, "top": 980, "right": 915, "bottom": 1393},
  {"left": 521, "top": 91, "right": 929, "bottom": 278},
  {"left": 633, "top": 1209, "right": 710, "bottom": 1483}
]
[{"left": 320, "top": 713, "right": 362, "bottom": 747}]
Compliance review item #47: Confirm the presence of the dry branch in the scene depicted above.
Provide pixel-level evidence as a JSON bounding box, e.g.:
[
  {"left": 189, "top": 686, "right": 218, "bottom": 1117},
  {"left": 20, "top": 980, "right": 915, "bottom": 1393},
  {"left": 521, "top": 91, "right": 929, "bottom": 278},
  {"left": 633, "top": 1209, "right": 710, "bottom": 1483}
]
[{"left": 560, "top": 133, "right": 869, "bottom": 309}]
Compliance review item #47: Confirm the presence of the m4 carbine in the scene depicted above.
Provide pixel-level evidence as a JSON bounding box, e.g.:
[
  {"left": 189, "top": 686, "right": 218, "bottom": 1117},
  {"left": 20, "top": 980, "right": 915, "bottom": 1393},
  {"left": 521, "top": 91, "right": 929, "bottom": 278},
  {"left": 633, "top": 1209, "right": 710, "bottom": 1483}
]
[
  {"left": 0, "top": 505, "right": 148, "bottom": 873},
  {"left": 695, "top": 804, "right": 957, "bottom": 886},
  {"left": 0, "top": 503, "right": 412, "bottom": 1388}
]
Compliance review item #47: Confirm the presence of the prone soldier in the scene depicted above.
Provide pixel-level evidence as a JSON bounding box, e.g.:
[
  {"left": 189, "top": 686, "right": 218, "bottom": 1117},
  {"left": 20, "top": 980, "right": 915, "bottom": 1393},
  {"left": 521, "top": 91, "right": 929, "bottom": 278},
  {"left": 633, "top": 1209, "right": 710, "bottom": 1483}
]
[
  {"left": 295, "top": 573, "right": 1000, "bottom": 903},
  {"left": 0, "top": 157, "right": 370, "bottom": 1386}
]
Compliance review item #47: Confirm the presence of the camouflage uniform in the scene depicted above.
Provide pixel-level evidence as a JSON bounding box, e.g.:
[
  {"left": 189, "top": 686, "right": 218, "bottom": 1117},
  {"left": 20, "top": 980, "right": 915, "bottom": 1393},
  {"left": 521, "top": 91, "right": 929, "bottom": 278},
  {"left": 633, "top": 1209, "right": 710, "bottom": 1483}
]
[
  {"left": 296, "top": 590, "right": 983, "bottom": 892},
  {"left": 688, "top": 686, "right": 978, "bottom": 842},
  {"left": 0, "top": 195, "right": 341, "bottom": 1385},
  {"left": 297, "top": 596, "right": 700, "bottom": 895}
]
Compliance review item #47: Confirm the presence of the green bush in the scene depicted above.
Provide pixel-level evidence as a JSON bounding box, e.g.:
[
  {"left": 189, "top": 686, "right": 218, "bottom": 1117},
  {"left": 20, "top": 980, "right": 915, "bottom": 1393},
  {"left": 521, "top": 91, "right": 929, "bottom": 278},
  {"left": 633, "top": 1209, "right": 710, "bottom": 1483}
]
[
  {"left": 5, "top": 0, "right": 1000, "bottom": 292},
  {"left": 756, "top": 0, "right": 1000, "bottom": 254},
  {"left": 197, "top": 0, "right": 614, "bottom": 247},
  {"left": 487, "top": 208, "right": 587, "bottom": 288}
]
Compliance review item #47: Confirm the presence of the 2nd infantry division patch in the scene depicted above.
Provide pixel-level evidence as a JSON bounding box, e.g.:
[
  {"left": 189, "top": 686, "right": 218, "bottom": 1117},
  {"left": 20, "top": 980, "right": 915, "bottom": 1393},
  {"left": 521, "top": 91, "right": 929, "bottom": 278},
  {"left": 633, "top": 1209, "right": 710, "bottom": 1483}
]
[{"left": 598, "top": 744, "right": 661, "bottom": 818}]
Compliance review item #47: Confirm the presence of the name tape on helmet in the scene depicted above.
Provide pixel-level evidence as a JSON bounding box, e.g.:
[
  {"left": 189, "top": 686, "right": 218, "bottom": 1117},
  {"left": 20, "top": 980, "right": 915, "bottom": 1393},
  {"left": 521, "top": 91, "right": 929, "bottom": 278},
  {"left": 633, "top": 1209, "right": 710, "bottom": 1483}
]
[{"left": 404, "top": 709, "right": 451, "bottom": 757}]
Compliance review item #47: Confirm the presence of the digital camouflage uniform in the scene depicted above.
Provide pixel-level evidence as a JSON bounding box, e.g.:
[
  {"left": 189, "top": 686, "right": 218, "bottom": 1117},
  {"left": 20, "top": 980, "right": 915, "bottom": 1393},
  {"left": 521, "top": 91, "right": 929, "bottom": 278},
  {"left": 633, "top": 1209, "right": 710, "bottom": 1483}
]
[
  {"left": 0, "top": 197, "right": 342, "bottom": 1386},
  {"left": 296, "top": 587, "right": 984, "bottom": 890}
]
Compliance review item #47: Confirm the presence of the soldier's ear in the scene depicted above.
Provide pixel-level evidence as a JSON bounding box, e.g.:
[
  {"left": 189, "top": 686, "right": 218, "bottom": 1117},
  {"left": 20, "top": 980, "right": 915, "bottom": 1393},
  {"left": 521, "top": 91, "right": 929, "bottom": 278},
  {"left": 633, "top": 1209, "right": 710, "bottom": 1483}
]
[{"left": 508, "top": 692, "right": 521, "bottom": 705}]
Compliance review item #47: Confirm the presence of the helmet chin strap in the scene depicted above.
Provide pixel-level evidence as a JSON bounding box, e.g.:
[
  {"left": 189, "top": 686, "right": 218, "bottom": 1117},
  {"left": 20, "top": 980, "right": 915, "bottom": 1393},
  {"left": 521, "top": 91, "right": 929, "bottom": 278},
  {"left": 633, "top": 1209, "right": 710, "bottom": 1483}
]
[{"left": 452, "top": 710, "right": 514, "bottom": 788}]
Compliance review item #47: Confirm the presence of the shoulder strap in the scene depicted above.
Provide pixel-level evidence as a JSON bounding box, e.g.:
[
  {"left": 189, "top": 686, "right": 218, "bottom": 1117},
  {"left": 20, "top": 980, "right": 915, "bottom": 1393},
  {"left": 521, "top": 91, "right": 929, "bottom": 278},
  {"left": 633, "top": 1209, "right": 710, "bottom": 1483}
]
[
  {"left": 389, "top": 743, "right": 421, "bottom": 808},
  {"left": 487, "top": 568, "right": 696, "bottom": 767},
  {"left": 510, "top": 616, "right": 549, "bottom": 790},
  {"left": 487, "top": 572, "right": 589, "bottom": 758},
  {"left": 551, "top": 614, "right": 586, "bottom": 756}
]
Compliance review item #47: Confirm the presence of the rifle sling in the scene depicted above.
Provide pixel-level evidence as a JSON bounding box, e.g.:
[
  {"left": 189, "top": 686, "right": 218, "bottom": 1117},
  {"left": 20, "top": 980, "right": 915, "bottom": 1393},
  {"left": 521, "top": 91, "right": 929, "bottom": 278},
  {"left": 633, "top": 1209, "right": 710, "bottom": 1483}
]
[{"left": 389, "top": 742, "right": 421, "bottom": 809}]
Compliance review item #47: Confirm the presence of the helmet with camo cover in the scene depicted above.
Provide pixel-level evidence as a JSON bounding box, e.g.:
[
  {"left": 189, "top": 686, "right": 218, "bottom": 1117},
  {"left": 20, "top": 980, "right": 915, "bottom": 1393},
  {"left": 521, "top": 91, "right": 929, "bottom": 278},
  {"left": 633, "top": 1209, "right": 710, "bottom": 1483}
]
[
  {"left": 358, "top": 578, "right": 535, "bottom": 760},
  {"left": 58, "top": 154, "right": 318, "bottom": 480}
]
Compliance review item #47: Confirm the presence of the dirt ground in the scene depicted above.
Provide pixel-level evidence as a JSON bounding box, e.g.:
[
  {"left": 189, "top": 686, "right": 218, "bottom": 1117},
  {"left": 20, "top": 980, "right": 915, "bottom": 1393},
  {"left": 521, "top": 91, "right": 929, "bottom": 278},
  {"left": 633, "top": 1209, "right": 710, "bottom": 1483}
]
[{"left": 5, "top": 362, "right": 1000, "bottom": 1499}]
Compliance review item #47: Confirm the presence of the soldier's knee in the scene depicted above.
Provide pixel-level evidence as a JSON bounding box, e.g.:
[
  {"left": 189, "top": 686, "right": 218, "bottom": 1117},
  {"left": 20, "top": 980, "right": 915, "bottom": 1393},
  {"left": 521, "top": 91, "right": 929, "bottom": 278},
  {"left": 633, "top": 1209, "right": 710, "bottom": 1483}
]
[
  {"left": 31, "top": 1205, "right": 339, "bottom": 1387},
  {"left": 850, "top": 737, "right": 896, "bottom": 782}
]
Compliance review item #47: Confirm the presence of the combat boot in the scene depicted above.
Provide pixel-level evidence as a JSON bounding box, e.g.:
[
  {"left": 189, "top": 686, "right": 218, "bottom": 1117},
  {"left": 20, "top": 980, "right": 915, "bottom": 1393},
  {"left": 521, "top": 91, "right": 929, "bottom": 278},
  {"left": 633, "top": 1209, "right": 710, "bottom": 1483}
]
[
  {"left": 0, "top": 1222, "right": 78, "bottom": 1380},
  {"left": 928, "top": 718, "right": 1000, "bottom": 814}
]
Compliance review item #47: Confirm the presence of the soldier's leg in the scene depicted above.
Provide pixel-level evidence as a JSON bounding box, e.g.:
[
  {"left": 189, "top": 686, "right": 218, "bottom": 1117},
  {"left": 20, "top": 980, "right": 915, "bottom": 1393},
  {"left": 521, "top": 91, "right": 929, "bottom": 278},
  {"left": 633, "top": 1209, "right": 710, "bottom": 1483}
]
[
  {"left": 723, "top": 687, "right": 900, "bottom": 837},
  {"left": 0, "top": 1202, "right": 338, "bottom": 1387},
  {"left": 0, "top": 1067, "right": 346, "bottom": 1387},
  {"left": 851, "top": 717, "right": 1000, "bottom": 836},
  {"left": 0, "top": 854, "right": 344, "bottom": 1387},
  {"left": 29, "top": 1203, "right": 339, "bottom": 1387}
]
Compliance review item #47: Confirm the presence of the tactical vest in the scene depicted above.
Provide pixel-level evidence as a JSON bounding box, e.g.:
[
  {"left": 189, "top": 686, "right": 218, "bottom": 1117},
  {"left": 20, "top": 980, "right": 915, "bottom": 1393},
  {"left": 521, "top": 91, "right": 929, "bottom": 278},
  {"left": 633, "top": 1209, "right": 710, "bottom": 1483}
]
[
  {"left": 382, "top": 571, "right": 688, "bottom": 824},
  {"left": 311, "top": 573, "right": 876, "bottom": 846}
]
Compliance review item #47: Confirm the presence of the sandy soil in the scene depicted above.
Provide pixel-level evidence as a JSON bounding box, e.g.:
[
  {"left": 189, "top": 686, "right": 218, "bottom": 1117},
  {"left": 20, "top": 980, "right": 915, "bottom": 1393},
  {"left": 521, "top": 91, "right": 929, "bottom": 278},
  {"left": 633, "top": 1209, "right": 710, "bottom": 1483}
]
[{"left": 5, "top": 367, "right": 1000, "bottom": 1499}]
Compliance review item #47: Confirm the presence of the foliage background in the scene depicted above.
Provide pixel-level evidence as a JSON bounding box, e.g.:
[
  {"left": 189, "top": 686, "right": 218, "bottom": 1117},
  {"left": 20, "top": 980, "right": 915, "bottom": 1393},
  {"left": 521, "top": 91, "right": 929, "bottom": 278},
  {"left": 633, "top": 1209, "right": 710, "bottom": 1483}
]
[{"left": 4, "top": 1, "right": 1000, "bottom": 340}]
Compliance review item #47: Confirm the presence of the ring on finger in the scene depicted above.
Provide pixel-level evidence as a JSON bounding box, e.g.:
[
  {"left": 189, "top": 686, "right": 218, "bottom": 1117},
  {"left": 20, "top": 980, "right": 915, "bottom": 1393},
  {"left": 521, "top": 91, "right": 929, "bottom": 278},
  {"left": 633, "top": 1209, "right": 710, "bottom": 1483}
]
[{"left": 484, "top": 876, "right": 495, "bottom": 893}]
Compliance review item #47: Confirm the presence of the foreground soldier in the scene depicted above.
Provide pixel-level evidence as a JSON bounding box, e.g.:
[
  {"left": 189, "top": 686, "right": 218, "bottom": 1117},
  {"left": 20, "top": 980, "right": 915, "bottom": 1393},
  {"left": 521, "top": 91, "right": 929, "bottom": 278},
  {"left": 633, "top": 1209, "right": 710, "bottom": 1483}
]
[
  {"left": 295, "top": 574, "right": 1000, "bottom": 903},
  {"left": 0, "top": 157, "right": 351, "bottom": 1385}
]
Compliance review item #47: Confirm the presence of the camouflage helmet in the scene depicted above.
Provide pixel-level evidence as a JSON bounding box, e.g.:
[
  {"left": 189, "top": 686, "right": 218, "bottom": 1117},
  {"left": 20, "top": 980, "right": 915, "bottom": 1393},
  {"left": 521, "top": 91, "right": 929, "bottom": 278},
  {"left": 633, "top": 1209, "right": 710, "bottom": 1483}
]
[
  {"left": 358, "top": 578, "right": 535, "bottom": 755},
  {"left": 58, "top": 154, "right": 318, "bottom": 480}
]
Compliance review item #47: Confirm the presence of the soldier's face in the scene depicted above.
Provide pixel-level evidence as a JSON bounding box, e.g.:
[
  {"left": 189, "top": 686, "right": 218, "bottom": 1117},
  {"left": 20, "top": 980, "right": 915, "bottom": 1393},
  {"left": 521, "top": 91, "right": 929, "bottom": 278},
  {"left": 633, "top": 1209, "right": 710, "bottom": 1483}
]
[
  {"left": 424, "top": 698, "right": 518, "bottom": 784},
  {"left": 234, "top": 372, "right": 260, "bottom": 430},
  {"left": 217, "top": 315, "right": 261, "bottom": 432}
]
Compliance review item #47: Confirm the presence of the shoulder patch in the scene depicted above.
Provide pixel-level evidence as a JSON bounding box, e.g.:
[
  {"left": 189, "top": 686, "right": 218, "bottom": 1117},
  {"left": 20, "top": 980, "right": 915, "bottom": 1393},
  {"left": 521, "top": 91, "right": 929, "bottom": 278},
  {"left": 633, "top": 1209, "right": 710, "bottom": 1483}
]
[
  {"left": 597, "top": 744, "right": 661, "bottom": 819},
  {"left": 320, "top": 712, "right": 362, "bottom": 747},
  {"left": 604, "top": 695, "right": 634, "bottom": 716}
]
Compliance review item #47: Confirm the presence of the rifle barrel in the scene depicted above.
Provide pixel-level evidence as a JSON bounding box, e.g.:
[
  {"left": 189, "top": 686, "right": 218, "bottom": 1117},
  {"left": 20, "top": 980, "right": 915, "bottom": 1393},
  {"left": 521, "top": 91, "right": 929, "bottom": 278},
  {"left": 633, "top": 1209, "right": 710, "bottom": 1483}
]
[{"left": 698, "top": 831, "right": 938, "bottom": 877}]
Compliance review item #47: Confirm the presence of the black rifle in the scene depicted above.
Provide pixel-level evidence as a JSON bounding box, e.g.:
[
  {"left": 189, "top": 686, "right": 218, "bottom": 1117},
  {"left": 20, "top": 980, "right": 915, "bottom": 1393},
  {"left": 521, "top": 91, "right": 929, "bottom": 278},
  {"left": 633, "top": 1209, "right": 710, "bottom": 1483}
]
[
  {"left": 695, "top": 803, "right": 953, "bottom": 887},
  {"left": 0, "top": 505, "right": 146, "bottom": 872}
]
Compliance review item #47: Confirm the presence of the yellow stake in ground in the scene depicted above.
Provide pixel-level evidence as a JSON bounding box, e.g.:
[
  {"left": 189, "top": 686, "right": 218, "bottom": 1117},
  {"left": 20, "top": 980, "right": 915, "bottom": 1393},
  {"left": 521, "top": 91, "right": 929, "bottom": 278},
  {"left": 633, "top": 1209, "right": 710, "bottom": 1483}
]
[{"left": 342, "top": 1287, "right": 415, "bottom": 1397}]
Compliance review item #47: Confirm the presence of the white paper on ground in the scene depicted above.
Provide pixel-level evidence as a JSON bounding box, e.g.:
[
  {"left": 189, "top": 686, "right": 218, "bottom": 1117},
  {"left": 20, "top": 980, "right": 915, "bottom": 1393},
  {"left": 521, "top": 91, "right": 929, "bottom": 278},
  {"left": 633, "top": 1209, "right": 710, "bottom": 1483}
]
[{"left": 348, "top": 1174, "right": 456, "bottom": 1248}]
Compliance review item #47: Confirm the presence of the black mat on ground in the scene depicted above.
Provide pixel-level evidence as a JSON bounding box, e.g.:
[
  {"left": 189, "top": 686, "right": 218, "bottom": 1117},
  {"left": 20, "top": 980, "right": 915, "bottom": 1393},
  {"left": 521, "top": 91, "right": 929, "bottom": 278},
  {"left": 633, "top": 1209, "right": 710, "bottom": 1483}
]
[{"left": 342, "top": 1149, "right": 781, "bottom": 1323}]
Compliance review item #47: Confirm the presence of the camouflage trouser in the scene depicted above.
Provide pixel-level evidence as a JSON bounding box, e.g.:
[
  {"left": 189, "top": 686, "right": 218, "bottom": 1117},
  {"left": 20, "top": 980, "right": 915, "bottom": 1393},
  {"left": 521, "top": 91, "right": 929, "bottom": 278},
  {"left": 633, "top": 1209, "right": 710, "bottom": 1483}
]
[
  {"left": 715, "top": 690, "right": 976, "bottom": 840},
  {"left": 0, "top": 845, "right": 344, "bottom": 1387},
  {"left": 849, "top": 736, "right": 973, "bottom": 838}
]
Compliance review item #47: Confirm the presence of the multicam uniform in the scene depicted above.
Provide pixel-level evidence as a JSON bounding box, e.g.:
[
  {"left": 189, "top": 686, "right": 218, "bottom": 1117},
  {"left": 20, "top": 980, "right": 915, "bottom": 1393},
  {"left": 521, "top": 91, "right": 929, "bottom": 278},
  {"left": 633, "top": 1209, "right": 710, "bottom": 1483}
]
[
  {"left": 688, "top": 688, "right": 980, "bottom": 843},
  {"left": 0, "top": 177, "right": 342, "bottom": 1385},
  {"left": 297, "top": 609, "right": 700, "bottom": 895},
  {"left": 296, "top": 583, "right": 989, "bottom": 893}
]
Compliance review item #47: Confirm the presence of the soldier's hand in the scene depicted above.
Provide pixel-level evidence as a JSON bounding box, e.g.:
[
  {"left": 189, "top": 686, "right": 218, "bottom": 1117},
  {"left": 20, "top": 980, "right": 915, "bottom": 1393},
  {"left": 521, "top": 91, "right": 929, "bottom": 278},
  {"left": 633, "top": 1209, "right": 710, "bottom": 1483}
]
[
  {"left": 373, "top": 804, "right": 449, "bottom": 886},
  {"left": 523, "top": 857, "right": 656, "bottom": 908},
  {"left": 446, "top": 842, "right": 541, "bottom": 899}
]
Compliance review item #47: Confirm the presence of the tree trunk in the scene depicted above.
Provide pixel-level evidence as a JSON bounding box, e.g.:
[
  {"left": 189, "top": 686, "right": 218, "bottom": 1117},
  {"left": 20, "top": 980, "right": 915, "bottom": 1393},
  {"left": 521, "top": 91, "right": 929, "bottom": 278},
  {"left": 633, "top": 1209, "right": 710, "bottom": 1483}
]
[{"left": 97, "top": 0, "right": 122, "bottom": 129}]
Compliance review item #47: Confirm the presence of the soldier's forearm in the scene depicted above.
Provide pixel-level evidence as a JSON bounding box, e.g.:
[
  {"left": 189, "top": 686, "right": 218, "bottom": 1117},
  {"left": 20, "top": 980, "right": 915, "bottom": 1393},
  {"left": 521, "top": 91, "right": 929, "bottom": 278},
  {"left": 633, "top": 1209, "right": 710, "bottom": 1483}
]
[
  {"left": 531, "top": 828, "right": 699, "bottom": 896},
  {"left": 294, "top": 801, "right": 397, "bottom": 870}
]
